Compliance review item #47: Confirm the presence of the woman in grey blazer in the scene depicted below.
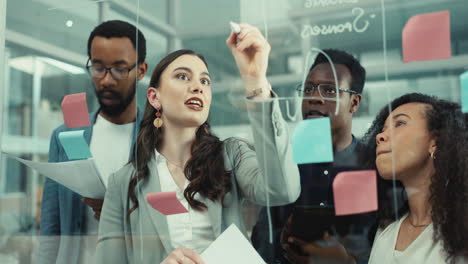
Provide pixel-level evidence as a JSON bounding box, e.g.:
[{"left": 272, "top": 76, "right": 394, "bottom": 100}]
[{"left": 96, "top": 24, "right": 300, "bottom": 264}]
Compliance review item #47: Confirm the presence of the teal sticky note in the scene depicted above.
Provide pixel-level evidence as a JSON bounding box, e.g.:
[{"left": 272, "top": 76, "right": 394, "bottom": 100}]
[
  {"left": 461, "top": 71, "right": 468, "bottom": 113},
  {"left": 58, "top": 130, "right": 92, "bottom": 160},
  {"left": 292, "top": 117, "right": 334, "bottom": 164}
]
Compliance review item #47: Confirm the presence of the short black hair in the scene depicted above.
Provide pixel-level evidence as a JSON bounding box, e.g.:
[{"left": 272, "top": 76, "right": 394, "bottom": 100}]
[
  {"left": 309, "top": 49, "right": 366, "bottom": 94},
  {"left": 87, "top": 20, "right": 147, "bottom": 64}
]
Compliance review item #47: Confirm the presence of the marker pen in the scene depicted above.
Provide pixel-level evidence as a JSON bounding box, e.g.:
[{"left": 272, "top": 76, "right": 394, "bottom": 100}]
[{"left": 229, "top": 21, "right": 241, "bottom": 34}]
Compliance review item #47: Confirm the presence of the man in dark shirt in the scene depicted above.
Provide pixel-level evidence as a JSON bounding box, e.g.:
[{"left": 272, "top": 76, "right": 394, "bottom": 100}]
[{"left": 251, "top": 49, "right": 375, "bottom": 264}]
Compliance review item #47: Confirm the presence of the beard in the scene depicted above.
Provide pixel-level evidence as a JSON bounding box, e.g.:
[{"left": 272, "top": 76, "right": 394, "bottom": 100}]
[{"left": 95, "top": 82, "right": 136, "bottom": 117}]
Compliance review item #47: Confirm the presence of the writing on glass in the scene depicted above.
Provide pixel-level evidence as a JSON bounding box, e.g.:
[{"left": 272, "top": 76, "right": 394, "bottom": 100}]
[{"left": 301, "top": 7, "right": 376, "bottom": 38}]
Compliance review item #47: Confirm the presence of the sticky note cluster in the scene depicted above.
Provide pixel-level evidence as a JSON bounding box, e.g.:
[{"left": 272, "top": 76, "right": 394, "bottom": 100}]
[{"left": 58, "top": 92, "right": 92, "bottom": 160}]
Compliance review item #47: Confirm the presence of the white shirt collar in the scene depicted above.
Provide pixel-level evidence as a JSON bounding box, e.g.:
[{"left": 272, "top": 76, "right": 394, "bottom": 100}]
[{"left": 154, "top": 149, "right": 167, "bottom": 164}]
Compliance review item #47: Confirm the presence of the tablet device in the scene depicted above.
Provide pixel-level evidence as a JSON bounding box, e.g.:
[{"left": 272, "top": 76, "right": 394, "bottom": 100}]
[{"left": 290, "top": 207, "right": 335, "bottom": 242}]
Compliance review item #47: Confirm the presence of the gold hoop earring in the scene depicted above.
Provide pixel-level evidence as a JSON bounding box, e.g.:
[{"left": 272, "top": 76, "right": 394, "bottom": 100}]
[{"left": 430, "top": 151, "right": 436, "bottom": 160}]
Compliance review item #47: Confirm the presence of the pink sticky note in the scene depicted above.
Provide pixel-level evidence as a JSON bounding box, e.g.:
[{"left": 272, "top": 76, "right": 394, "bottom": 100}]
[
  {"left": 146, "top": 192, "right": 188, "bottom": 215},
  {"left": 333, "top": 170, "right": 378, "bottom": 216},
  {"left": 61, "top": 93, "right": 91, "bottom": 128},
  {"left": 402, "top": 10, "right": 451, "bottom": 63}
]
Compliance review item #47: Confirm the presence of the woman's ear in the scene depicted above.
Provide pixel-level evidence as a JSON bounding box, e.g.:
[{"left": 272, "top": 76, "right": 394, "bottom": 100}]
[{"left": 147, "top": 87, "right": 161, "bottom": 109}]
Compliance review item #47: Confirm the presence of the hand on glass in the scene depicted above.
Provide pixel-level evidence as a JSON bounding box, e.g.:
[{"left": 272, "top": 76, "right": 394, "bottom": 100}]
[{"left": 226, "top": 23, "right": 271, "bottom": 98}]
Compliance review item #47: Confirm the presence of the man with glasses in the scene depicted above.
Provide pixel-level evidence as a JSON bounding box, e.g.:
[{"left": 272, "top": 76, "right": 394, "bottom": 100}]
[
  {"left": 296, "top": 82, "right": 359, "bottom": 101},
  {"left": 39, "top": 20, "right": 148, "bottom": 264},
  {"left": 251, "top": 49, "right": 376, "bottom": 264}
]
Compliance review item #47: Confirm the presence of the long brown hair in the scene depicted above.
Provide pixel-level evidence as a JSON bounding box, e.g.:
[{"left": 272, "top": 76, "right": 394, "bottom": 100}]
[{"left": 128, "top": 49, "right": 232, "bottom": 217}]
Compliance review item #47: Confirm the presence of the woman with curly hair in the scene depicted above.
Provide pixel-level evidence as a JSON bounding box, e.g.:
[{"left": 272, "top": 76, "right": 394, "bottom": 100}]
[
  {"left": 95, "top": 23, "right": 300, "bottom": 264},
  {"left": 362, "top": 93, "right": 468, "bottom": 263}
]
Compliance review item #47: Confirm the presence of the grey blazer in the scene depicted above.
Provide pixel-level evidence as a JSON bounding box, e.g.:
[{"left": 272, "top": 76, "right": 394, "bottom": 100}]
[{"left": 95, "top": 99, "right": 300, "bottom": 263}]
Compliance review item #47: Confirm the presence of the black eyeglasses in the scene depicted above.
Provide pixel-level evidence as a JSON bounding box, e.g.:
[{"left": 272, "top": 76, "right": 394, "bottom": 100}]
[
  {"left": 295, "top": 83, "right": 358, "bottom": 98},
  {"left": 86, "top": 59, "right": 137, "bottom": 80}
]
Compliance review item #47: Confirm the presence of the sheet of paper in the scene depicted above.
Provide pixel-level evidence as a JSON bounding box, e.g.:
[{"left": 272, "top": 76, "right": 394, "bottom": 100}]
[
  {"left": 402, "top": 10, "right": 451, "bottom": 63},
  {"left": 61, "top": 93, "right": 91, "bottom": 128},
  {"left": 58, "top": 130, "right": 92, "bottom": 160},
  {"left": 146, "top": 192, "right": 188, "bottom": 215},
  {"left": 292, "top": 117, "right": 333, "bottom": 164},
  {"left": 332, "top": 170, "right": 378, "bottom": 216},
  {"left": 3, "top": 153, "right": 105, "bottom": 199},
  {"left": 201, "top": 224, "right": 265, "bottom": 264},
  {"left": 460, "top": 71, "right": 468, "bottom": 113}
]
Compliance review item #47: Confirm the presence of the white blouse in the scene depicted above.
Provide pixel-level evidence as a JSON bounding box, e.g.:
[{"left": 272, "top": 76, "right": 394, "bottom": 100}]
[
  {"left": 155, "top": 150, "right": 215, "bottom": 253},
  {"left": 369, "top": 214, "right": 447, "bottom": 264}
]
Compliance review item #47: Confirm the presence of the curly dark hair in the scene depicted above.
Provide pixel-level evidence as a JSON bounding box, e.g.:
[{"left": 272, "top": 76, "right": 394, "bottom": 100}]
[
  {"left": 361, "top": 93, "right": 468, "bottom": 262},
  {"left": 127, "top": 49, "right": 232, "bottom": 217}
]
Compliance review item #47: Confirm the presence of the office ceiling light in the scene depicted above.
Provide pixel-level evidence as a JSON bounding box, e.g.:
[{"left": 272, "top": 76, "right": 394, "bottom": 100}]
[
  {"left": 39, "top": 57, "right": 85, "bottom": 74},
  {"left": 8, "top": 56, "right": 85, "bottom": 76}
]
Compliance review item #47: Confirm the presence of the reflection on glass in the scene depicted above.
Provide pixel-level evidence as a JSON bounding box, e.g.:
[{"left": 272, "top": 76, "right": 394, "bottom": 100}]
[{"left": 1, "top": 0, "right": 468, "bottom": 263}]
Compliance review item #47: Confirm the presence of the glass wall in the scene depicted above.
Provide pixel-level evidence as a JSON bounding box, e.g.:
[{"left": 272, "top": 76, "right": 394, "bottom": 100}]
[{"left": 1, "top": 0, "right": 467, "bottom": 263}]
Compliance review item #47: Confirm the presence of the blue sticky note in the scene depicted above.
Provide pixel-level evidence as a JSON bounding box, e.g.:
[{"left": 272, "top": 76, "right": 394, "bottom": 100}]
[
  {"left": 292, "top": 118, "right": 334, "bottom": 164},
  {"left": 461, "top": 71, "right": 468, "bottom": 113},
  {"left": 58, "top": 130, "right": 92, "bottom": 160}
]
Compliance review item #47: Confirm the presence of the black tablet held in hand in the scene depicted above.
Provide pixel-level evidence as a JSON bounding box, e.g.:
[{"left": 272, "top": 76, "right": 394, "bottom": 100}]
[{"left": 290, "top": 207, "right": 335, "bottom": 242}]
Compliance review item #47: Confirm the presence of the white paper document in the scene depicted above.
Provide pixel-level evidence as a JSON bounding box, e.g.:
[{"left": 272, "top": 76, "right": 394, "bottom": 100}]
[
  {"left": 201, "top": 224, "right": 265, "bottom": 264},
  {"left": 3, "top": 153, "right": 105, "bottom": 199}
]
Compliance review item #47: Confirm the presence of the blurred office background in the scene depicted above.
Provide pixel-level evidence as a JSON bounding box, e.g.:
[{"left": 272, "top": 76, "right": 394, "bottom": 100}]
[{"left": 0, "top": 0, "right": 467, "bottom": 262}]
